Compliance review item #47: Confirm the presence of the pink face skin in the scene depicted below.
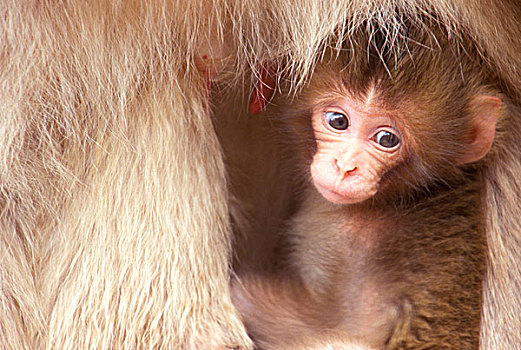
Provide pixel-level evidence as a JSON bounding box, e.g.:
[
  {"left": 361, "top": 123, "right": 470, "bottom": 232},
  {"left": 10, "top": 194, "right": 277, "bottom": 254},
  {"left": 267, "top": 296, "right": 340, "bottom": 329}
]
[{"left": 310, "top": 96, "right": 403, "bottom": 205}]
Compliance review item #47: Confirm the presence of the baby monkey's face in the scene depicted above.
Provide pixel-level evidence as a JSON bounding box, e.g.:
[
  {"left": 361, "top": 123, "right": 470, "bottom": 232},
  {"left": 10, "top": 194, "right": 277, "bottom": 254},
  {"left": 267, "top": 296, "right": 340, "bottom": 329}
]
[{"left": 310, "top": 95, "right": 403, "bottom": 204}]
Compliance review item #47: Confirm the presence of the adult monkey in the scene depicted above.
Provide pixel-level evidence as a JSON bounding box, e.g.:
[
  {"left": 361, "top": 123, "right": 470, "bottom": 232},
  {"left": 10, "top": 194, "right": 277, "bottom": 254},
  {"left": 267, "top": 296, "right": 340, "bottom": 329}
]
[
  {"left": 1, "top": 1, "right": 520, "bottom": 350},
  {"left": 2, "top": 1, "right": 248, "bottom": 348}
]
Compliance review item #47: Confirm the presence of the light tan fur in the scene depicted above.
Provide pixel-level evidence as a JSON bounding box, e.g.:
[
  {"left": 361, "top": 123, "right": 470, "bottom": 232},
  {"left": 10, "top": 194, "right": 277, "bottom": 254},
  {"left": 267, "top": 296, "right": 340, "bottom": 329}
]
[
  {"left": 2, "top": 1, "right": 248, "bottom": 348},
  {"left": 1, "top": 0, "right": 520, "bottom": 348}
]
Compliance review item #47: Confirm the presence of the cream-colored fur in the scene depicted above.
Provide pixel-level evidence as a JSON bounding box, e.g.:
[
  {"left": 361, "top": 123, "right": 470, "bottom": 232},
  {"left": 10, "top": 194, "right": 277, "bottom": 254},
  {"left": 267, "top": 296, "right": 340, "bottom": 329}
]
[{"left": 1, "top": 0, "right": 520, "bottom": 348}]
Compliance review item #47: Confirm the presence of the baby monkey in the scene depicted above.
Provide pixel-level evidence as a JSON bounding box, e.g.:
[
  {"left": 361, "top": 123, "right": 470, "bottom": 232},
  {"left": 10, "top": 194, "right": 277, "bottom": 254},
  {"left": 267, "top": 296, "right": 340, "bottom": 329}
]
[{"left": 233, "top": 24, "right": 503, "bottom": 349}]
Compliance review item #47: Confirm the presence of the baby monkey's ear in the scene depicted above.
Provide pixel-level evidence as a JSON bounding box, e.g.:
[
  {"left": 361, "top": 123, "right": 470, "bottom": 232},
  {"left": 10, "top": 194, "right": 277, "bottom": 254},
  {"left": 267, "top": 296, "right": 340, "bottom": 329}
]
[{"left": 457, "top": 95, "right": 502, "bottom": 164}]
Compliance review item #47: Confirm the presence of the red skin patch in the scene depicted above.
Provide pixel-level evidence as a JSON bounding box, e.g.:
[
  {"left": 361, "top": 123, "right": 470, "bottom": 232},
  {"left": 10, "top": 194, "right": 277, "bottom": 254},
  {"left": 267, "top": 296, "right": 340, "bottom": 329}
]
[{"left": 249, "top": 65, "right": 276, "bottom": 114}]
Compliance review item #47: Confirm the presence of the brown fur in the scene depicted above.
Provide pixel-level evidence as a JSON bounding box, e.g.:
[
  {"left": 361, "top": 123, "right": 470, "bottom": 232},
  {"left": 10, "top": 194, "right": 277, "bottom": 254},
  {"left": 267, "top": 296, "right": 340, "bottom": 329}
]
[
  {"left": 1, "top": 0, "right": 520, "bottom": 348},
  {"left": 228, "top": 17, "right": 519, "bottom": 349},
  {"left": 234, "top": 184, "right": 487, "bottom": 349}
]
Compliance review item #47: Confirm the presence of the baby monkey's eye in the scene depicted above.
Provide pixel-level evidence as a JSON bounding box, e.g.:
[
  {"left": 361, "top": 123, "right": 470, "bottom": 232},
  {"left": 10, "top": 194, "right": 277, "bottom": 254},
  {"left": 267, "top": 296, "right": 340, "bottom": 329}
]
[
  {"left": 373, "top": 130, "right": 400, "bottom": 149},
  {"left": 326, "top": 112, "right": 349, "bottom": 130}
]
